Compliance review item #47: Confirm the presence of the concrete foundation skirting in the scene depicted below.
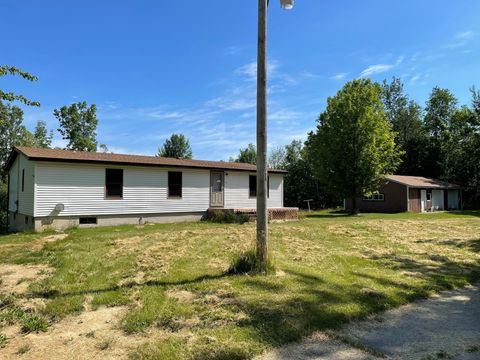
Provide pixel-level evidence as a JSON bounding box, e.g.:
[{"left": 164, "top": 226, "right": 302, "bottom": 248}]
[
  {"left": 30, "top": 212, "right": 206, "bottom": 232},
  {"left": 8, "top": 212, "right": 35, "bottom": 232}
]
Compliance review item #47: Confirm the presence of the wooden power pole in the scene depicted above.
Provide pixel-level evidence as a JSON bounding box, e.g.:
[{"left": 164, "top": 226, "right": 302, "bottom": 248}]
[{"left": 256, "top": 0, "right": 268, "bottom": 266}]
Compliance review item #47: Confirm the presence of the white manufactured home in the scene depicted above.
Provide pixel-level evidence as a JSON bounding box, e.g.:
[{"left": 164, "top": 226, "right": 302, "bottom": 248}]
[{"left": 6, "top": 147, "right": 287, "bottom": 232}]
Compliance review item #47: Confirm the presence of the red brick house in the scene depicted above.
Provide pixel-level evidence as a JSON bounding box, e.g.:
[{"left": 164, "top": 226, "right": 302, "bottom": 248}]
[{"left": 345, "top": 175, "right": 462, "bottom": 213}]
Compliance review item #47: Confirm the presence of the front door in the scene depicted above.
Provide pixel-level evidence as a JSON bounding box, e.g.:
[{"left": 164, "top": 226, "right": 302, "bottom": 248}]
[{"left": 210, "top": 172, "right": 224, "bottom": 207}]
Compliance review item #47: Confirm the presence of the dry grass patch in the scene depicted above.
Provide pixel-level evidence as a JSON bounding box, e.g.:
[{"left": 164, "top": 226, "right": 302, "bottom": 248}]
[
  {"left": 0, "top": 306, "right": 152, "bottom": 360},
  {"left": 0, "top": 211, "right": 479, "bottom": 360},
  {"left": 0, "top": 264, "right": 53, "bottom": 295}
]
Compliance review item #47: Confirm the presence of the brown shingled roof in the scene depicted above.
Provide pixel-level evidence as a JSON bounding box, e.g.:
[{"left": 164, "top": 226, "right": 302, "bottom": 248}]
[
  {"left": 386, "top": 175, "right": 461, "bottom": 189},
  {"left": 7, "top": 146, "right": 287, "bottom": 173}
]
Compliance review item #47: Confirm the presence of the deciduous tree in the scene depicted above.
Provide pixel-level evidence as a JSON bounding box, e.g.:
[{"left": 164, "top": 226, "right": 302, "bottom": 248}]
[
  {"left": 308, "top": 79, "right": 402, "bottom": 214},
  {"left": 0, "top": 66, "right": 40, "bottom": 106},
  {"left": 54, "top": 101, "right": 98, "bottom": 152},
  {"left": 33, "top": 120, "right": 53, "bottom": 148}
]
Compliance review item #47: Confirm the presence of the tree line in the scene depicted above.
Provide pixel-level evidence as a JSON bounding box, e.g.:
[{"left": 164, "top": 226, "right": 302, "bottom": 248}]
[
  {"left": 229, "top": 78, "right": 480, "bottom": 211},
  {"left": 1, "top": 65, "right": 479, "bottom": 229}
]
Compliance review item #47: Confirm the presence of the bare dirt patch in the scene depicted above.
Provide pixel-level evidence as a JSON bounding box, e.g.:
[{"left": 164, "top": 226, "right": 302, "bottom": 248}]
[
  {"left": 32, "top": 234, "right": 68, "bottom": 250},
  {"left": 0, "top": 306, "right": 151, "bottom": 360},
  {"left": 0, "top": 264, "right": 52, "bottom": 295},
  {"left": 166, "top": 289, "right": 197, "bottom": 302}
]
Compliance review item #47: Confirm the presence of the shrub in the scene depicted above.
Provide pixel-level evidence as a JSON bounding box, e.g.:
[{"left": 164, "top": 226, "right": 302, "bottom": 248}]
[
  {"left": 205, "top": 210, "right": 250, "bottom": 224},
  {"left": 228, "top": 249, "right": 275, "bottom": 275}
]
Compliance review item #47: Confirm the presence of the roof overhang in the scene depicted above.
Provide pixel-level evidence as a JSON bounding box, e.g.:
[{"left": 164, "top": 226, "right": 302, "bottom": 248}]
[{"left": 5, "top": 147, "right": 288, "bottom": 174}]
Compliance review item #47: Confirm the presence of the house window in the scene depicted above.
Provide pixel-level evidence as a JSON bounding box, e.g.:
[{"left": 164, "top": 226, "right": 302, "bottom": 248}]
[
  {"left": 249, "top": 175, "right": 269, "bottom": 198},
  {"left": 21, "top": 169, "right": 25, "bottom": 192},
  {"left": 79, "top": 217, "right": 97, "bottom": 225},
  {"left": 105, "top": 169, "right": 123, "bottom": 198},
  {"left": 426, "top": 189, "right": 432, "bottom": 201},
  {"left": 363, "top": 192, "right": 385, "bottom": 201},
  {"left": 168, "top": 171, "right": 182, "bottom": 198}
]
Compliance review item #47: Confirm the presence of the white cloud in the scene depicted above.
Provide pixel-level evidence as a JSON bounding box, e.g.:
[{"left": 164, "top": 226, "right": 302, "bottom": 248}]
[
  {"left": 360, "top": 64, "right": 394, "bottom": 77},
  {"left": 51, "top": 139, "right": 68, "bottom": 149},
  {"left": 447, "top": 30, "right": 476, "bottom": 48},
  {"left": 359, "top": 56, "right": 404, "bottom": 78},
  {"left": 234, "top": 60, "right": 280, "bottom": 81},
  {"left": 331, "top": 72, "right": 348, "bottom": 81},
  {"left": 224, "top": 46, "right": 241, "bottom": 55}
]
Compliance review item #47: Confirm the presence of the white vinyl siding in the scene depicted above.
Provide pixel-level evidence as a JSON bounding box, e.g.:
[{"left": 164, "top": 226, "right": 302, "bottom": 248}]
[
  {"left": 34, "top": 162, "right": 210, "bottom": 217},
  {"left": 224, "top": 172, "right": 283, "bottom": 208},
  {"left": 8, "top": 154, "right": 34, "bottom": 215}
]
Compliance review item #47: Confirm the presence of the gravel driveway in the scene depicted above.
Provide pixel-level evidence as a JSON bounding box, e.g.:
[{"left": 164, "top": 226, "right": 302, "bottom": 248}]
[{"left": 258, "top": 284, "right": 480, "bottom": 360}]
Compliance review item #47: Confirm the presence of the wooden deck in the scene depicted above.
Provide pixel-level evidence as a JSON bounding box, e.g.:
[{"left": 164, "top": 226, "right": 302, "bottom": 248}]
[{"left": 207, "top": 207, "right": 299, "bottom": 221}]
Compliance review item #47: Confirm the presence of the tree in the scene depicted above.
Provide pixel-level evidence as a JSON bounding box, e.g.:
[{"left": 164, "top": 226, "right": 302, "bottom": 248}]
[
  {"left": 33, "top": 120, "right": 53, "bottom": 148},
  {"left": 422, "top": 87, "right": 458, "bottom": 178},
  {"left": 278, "top": 139, "right": 340, "bottom": 209},
  {"left": 54, "top": 101, "right": 98, "bottom": 152},
  {"left": 424, "top": 87, "right": 458, "bottom": 139},
  {"left": 308, "top": 79, "right": 402, "bottom": 214},
  {"left": 381, "top": 77, "right": 427, "bottom": 175},
  {"left": 99, "top": 144, "right": 109, "bottom": 153},
  {"left": 268, "top": 146, "right": 286, "bottom": 169},
  {"left": 157, "top": 133, "right": 193, "bottom": 159},
  {"left": 231, "top": 143, "right": 256, "bottom": 164},
  {"left": 0, "top": 66, "right": 40, "bottom": 106},
  {"left": 0, "top": 101, "right": 36, "bottom": 175}
]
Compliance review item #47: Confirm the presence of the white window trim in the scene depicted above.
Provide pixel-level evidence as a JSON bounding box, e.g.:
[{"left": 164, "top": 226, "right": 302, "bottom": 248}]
[{"left": 363, "top": 191, "right": 385, "bottom": 201}]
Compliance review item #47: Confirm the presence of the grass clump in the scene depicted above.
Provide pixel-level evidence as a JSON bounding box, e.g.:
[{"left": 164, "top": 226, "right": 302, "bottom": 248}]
[
  {"left": 205, "top": 210, "right": 250, "bottom": 224},
  {"left": 0, "top": 293, "right": 15, "bottom": 308},
  {"left": 0, "top": 333, "right": 7, "bottom": 348},
  {"left": 228, "top": 249, "right": 275, "bottom": 275},
  {"left": 21, "top": 314, "right": 49, "bottom": 333}
]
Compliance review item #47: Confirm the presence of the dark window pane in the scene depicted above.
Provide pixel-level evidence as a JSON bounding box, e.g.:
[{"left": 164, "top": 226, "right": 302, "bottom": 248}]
[
  {"left": 168, "top": 172, "right": 182, "bottom": 197},
  {"left": 106, "top": 169, "right": 123, "bottom": 198},
  {"left": 249, "top": 175, "right": 256, "bottom": 197}
]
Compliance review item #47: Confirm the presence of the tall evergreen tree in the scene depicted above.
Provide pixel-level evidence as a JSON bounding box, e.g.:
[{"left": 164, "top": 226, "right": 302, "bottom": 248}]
[
  {"left": 231, "top": 143, "right": 256, "bottom": 164},
  {"left": 157, "top": 133, "right": 193, "bottom": 159}
]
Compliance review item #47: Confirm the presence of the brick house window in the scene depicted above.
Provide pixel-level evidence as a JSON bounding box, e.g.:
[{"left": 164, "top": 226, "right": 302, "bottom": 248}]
[{"left": 363, "top": 192, "right": 385, "bottom": 201}]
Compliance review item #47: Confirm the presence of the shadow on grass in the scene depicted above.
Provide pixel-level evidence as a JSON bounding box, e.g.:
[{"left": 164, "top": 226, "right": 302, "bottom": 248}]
[
  {"left": 304, "top": 210, "right": 354, "bottom": 219},
  {"left": 445, "top": 210, "right": 480, "bottom": 218},
  {"left": 30, "top": 273, "right": 229, "bottom": 299},
  {"left": 414, "top": 238, "right": 480, "bottom": 253},
  {"left": 28, "top": 240, "right": 480, "bottom": 359}
]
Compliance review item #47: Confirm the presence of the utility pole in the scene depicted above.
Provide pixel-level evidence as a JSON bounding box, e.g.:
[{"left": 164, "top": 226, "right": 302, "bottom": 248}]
[{"left": 256, "top": 0, "right": 269, "bottom": 266}]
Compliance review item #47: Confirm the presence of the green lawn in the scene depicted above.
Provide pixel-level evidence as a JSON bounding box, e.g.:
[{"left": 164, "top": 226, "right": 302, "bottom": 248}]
[{"left": 0, "top": 210, "right": 479, "bottom": 359}]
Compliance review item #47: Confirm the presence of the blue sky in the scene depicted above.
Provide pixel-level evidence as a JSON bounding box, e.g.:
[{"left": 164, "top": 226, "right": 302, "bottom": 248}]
[{"left": 1, "top": 0, "right": 480, "bottom": 160}]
